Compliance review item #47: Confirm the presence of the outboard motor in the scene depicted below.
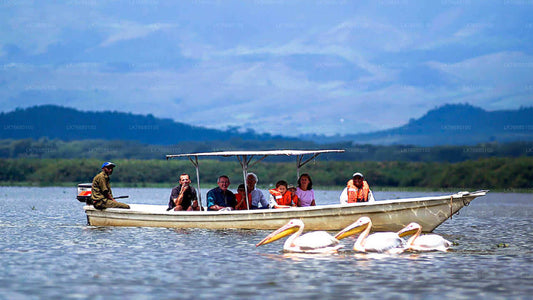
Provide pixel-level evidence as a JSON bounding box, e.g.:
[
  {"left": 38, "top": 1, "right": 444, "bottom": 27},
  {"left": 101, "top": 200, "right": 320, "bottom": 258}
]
[{"left": 77, "top": 183, "right": 93, "bottom": 204}]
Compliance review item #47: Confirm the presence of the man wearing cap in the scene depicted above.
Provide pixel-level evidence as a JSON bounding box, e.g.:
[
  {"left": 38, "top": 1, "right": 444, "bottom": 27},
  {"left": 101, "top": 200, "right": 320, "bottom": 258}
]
[
  {"left": 339, "top": 172, "right": 375, "bottom": 204},
  {"left": 91, "top": 162, "right": 130, "bottom": 210},
  {"left": 167, "top": 173, "right": 200, "bottom": 211}
]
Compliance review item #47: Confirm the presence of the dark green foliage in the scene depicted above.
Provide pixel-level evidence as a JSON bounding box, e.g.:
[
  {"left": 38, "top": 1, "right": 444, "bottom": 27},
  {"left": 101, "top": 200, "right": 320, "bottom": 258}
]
[
  {"left": 1, "top": 157, "right": 531, "bottom": 189},
  {"left": 1, "top": 138, "right": 532, "bottom": 163}
]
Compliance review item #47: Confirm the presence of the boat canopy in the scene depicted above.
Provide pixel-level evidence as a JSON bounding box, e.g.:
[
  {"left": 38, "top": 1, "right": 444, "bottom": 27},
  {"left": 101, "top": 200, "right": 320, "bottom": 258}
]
[
  {"left": 166, "top": 149, "right": 344, "bottom": 158},
  {"left": 166, "top": 149, "right": 344, "bottom": 210}
]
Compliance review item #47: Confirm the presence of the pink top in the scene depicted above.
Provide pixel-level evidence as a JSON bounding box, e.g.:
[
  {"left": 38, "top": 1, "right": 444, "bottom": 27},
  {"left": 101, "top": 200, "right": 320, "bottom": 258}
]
[{"left": 295, "top": 187, "right": 314, "bottom": 207}]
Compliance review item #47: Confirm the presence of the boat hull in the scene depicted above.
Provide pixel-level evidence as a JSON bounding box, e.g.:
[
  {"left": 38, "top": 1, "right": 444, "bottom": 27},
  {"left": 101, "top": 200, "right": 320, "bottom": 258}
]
[{"left": 84, "top": 191, "right": 487, "bottom": 232}]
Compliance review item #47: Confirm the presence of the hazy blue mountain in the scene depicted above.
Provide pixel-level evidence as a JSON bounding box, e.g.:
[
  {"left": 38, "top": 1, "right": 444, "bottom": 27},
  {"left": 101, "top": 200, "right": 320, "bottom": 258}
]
[
  {"left": 0, "top": 105, "right": 291, "bottom": 144},
  {"left": 302, "top": 104, "right": 533, "bottom": 146},
  {"left": 1, "top": 104, "right": 532, "bottom": 146}
]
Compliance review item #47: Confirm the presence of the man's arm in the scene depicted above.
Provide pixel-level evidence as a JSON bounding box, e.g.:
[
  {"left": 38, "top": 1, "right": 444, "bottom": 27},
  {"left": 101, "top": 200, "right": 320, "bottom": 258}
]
[
  {"left": 96, "top": 176, "right": 114, "bottom": 201},
  {"left": 339, "top": 187, "right": 348, "bottom": 204},
  {"left": 206, "top": 190, "right": 220, "bottom": 210},
  {"left": 259, "top": 191, "right": 270, "bottom": 208},
  {"left": 174, "top": 186, "right": 188, "bottom": 206},
  {"left": 368, "top": 190, "right": 375, "bottom": 202}
]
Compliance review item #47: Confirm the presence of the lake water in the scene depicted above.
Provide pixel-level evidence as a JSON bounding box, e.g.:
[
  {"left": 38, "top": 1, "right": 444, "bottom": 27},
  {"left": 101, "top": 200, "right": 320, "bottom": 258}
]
[{"left": 0, "top": 187, "right": 531, "bottom": 299}]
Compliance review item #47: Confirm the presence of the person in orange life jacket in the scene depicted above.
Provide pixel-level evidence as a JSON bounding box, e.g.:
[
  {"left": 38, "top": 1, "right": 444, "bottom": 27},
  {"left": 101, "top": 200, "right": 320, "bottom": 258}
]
[
  {"left": 235, "top": 184, "right": 252, "bottom": 210},
  {"left": 269, "top": 180, "right": 297, "bottom": 208},
  {"left": 339, "top": 172, "right": 375, "bottom": 204},
  {"left": 287, "top": 185, "right": 299, "bottom": 206}
]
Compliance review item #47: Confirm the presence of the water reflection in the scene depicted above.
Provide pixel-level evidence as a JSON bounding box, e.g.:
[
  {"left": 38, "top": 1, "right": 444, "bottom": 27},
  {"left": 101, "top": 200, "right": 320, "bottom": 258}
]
[{"left": 0, "top": 187, "right": 531, "bottom": 299}]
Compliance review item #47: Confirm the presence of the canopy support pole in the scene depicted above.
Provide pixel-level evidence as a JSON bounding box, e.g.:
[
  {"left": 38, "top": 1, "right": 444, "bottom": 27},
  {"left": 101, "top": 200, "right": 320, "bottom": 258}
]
[
  {"left": 296, "top": 153, "right": 321, "bottom": 180},
  {"left": 237, "top": 155, "right": 255, "bottom": 210},
  {"left": 188, "top": 155, "right": 203, "bottom": 211}
]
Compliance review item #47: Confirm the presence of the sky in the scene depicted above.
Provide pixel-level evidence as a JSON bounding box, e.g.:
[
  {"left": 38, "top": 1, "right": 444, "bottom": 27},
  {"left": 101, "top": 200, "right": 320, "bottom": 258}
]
[{"left": 0, "top": 0, "right": 532, "bottom": 137}]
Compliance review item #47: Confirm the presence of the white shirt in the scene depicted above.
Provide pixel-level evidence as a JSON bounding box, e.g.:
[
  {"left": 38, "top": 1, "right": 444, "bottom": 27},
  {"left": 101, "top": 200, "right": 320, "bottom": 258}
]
[
  {"left": 339, "top": 187, "right": 375, "bottom": 204},
  {"left": 251, "top": 189, "right": 270, "bottom": 208}
]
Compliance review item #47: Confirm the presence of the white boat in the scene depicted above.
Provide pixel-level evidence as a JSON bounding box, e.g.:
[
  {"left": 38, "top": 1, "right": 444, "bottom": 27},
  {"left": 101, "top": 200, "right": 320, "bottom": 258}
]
[{"left": 82, "top": 150, "right": 488, "bottom": 232}]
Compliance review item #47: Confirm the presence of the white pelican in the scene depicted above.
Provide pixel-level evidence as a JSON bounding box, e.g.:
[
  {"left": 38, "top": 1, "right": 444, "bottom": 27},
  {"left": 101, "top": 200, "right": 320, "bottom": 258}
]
[
  {"left": 397, "top": 222, "right": 452, "bottom": 252},
  {"left": 334, "top": 217, "right": 406, "bottom": 254},
  {"left": 255, "top": 219, "right": 343, "bottom": 254}
]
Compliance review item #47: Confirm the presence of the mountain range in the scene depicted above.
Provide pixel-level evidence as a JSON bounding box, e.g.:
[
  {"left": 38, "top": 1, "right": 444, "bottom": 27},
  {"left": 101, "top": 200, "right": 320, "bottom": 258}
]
[
  {"left": 0, "top": 105, "right": 290, "bottom": 145},
  {"left": 302, "top": 104, "right": 533, "bottom": 146},
  {"left": 1, "top": 104, "right": 532, "bottom": 146}
]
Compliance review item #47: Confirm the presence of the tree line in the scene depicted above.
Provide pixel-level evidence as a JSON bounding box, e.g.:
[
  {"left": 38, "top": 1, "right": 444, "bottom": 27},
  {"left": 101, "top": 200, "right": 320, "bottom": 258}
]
[
  {"left": 1, "top": 138, "right": 532, "bottom": 163},
  {"left": 1, "top": 157, "right": 531, "bottom": 190}
]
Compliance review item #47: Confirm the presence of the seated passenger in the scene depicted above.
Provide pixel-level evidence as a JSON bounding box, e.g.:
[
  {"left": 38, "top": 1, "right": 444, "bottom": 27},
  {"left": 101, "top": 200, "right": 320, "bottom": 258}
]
[
  {"left": 287, "top": 184, "right": 299, "bottom": 206},
  {"left": 206, "top": 175, "right": 237, "bottom": 211},
  {"left": 91, "top": 161, "right": 130, "bottom": 210},
  {"left": 269, "top": 180, "right": 297, "bottom": 208},
  {"left": 246, "top": 173, "right": 270, "bottom": 209},
  {"left": 235, "top": 184, "right": 252, "bottom": 210},
  {"left": 340, "top": 172, "right": 375, "bottom": 204},
  {"left": 295, "top": 173, "right": 316, "bottom": 207},
  {"left": 167, "top": 173, "right": 199, "bottom": 211}
]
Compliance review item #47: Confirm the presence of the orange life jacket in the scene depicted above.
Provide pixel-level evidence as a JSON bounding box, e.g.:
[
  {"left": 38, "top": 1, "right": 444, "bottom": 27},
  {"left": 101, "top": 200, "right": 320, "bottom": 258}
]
[
  {"left": 346, "top": 179, "right": 370, "bottom": 203},
  {"left": 269, "top": 189, "right": 294, "bottom": 206},
  {"left": 235, "top": 193, "right": 252, "bottom": 210}
]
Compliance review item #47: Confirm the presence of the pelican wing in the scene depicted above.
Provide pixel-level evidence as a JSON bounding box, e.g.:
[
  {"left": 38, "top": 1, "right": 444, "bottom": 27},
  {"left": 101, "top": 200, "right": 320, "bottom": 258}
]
[
  {"left": 293, "top": 231, "right": 340, "bottom": 250},
  {"left": 410, "top": 234, "right": 451, "bottom": 252},
  {"left": 364, "top": 232, "right": 406, "bottom": 253}
]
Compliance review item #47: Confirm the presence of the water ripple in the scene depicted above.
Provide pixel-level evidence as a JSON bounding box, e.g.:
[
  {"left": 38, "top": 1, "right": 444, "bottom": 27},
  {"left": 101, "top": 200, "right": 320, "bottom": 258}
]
[{"left": 0, "top": 187, "right": 531, "bottom": 299}]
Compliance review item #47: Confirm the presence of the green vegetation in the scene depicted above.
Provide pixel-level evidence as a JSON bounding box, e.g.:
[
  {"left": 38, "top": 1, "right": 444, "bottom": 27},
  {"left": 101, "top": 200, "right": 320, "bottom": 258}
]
[
  {"left": 1, "top": 138, "right": 532, "bottom": 163},
  {"left": 1, "top": 157, "right": 531, "bottom": 190}
]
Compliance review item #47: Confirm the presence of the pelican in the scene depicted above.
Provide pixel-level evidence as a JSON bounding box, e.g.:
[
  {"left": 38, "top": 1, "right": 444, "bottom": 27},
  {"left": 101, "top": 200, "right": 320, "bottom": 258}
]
[
  {"left": 255, "top": 219, "right": 343, "bottom": 254},
  {"left": 334, "top": 217, "right": 405, "bottom": 254},
  {"left": 397, "top": 222, "right": 452, "bottom": 252}
]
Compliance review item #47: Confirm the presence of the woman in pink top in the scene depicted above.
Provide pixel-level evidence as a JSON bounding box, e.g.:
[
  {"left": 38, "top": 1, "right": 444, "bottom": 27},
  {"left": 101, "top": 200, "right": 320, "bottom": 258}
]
[{"left": 295, "top": 173, "right": 315, "bottom": 207}]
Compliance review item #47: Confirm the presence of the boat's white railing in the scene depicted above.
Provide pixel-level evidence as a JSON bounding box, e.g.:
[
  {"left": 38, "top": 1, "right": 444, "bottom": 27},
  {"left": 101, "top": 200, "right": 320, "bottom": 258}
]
[{"left": 166, "top": 149, "right": 345, "bottom": 210}]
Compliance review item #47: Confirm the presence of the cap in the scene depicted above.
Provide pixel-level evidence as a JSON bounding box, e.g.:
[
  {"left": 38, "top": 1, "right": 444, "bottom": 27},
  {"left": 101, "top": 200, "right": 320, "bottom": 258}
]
[
  {"left": 287, "top": 184, "right": 296, "bottom": 190},
  {"left": 101, "top": 162, "right": 116, "bottom": 169},
  {"left": 352, "top": 172, "right": 364, "bottom": 178}
]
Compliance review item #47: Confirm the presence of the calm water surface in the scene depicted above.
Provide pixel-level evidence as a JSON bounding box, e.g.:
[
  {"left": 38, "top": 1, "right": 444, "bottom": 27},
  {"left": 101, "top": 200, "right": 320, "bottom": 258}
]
[{"left": 0, "top": 187, "right": 531, "bottom": 299}]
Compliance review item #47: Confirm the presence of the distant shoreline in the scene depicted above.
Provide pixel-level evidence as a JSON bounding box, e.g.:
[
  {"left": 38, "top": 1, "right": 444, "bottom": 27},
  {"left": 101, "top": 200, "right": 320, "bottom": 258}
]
[{"left": 0, "top": 182, "right": 530, "bottom": 193}]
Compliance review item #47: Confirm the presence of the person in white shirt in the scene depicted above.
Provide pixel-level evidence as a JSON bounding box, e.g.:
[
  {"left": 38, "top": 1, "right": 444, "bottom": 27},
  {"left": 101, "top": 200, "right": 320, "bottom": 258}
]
[
  {"left": 246, "top": 172, "right": 270, "bottom": 209},
  {"left": 340, "top": 172, "right": 375, "bottom": 204}
]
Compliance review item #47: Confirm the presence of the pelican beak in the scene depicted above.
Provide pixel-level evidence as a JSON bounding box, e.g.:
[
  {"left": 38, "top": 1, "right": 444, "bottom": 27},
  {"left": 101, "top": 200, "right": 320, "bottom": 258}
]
[
  {"left": 397, "top": 223, "right": 420, "bottom": 237},
  {"left": 256, "top": 224, "right": 299, "bottom": 247},
  {"left": 334, "top": 220, "right": 367, "bottom": 240}
]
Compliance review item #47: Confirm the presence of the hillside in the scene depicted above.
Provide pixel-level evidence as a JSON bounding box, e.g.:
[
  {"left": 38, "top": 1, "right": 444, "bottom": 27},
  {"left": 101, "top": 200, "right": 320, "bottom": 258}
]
[
  {"left": 304, "top": 104, "right": 533, "bottom": 146},
  {"left": 1, "top": 104, "right": 532, "bottom": 146},
  {"left": 0, "top": 105, "right": 292, "bottom": 144}
]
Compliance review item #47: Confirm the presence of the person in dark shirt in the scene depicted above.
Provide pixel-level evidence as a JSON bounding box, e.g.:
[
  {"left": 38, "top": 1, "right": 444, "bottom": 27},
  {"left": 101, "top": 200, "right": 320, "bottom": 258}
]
[
  {"left": 168, "top": 173, "right": 200, "bottom": 211},
  {"left": 206, "top": 175, "right": 237, "bottom": 211},
  {"left": 91, "top": 161, "right": 130, "bottom": 210}
]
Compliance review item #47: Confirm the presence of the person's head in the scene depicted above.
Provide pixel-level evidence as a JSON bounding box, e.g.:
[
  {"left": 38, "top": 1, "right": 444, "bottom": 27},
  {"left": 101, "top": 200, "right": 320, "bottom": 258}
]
[
  {"left": 246, "top": 173, "right": 258, "bottom": 188},
  {"left": 217, "top": 175, "right": 230, "bottom": 191},
  {"left": 352, "top": 172, "right": 364, "bottom": 188},
  {"left": 298, "top": 173, "right": 313, "bottom": 190},
  {"left": 179, "top": 173, "right": 191, "bottom": 186},
  {"left": 287, "top": 185, "right": 296, "bottom": 194},
  {"left": 275, "top": 180, "right": 288, "bottom": 194},
  {"left": 237, "top": 184, "right": 246, "bottom": 196},
  {"left": 101, "top": 161, "right": 116, "bottom": 175}
]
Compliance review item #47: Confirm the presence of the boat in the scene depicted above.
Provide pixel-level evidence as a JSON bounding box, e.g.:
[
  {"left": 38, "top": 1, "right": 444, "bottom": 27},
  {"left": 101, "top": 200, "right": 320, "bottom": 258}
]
[{"left": 81, "top": 150, "right": 488, "bottom": 232}]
